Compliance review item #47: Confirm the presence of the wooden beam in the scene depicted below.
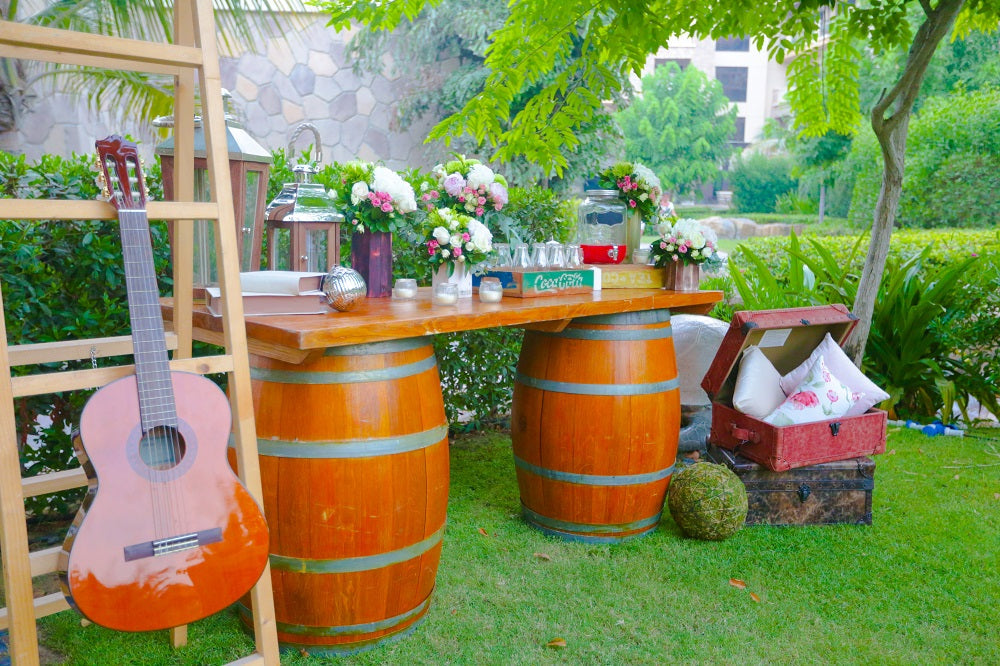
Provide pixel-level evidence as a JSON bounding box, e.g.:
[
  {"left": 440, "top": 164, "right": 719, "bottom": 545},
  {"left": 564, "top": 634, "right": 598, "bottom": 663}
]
[{"left": 0, "top": 199, "right": 219, "bottom": 222}]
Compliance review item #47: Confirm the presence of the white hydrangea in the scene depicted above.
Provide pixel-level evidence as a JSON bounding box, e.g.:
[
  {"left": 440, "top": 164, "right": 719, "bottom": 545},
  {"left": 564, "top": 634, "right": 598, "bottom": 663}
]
[
  {"left": 466, "top": 163, "right": 495, "bottom": 189},
  {"left": 633, "top": 163, "right": 661, "bottom": 192},
  {"left": 372, "top": 166, "right": 417, "bottom": 213}
]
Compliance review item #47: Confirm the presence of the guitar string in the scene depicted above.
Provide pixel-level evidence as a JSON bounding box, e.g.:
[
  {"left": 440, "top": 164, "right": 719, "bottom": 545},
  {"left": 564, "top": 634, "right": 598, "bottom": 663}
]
[{"left": 117, "top": 156, "right": 190, "bottom": 544}]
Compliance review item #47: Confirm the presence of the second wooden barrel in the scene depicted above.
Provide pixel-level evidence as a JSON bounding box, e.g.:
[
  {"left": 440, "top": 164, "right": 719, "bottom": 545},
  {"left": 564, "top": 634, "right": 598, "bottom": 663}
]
[
  {"left": 511, "top": 309, "right": 680, "bottom": 542},
  {"left": 239, "top": 337, "right": 449, "bottom": 656}
]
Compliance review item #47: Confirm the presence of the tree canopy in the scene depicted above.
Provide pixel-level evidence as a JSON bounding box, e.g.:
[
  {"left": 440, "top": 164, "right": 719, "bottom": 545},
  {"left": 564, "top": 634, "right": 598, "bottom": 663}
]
[{"left": 616, "top": 62, "right": 736, "bottom": 197}]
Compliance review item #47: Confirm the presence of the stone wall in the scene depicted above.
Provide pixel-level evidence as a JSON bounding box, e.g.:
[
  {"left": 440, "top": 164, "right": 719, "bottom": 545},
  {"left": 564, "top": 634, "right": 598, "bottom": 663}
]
[{"left": 0, "top": 13, "right": 441, "bottom": 173}]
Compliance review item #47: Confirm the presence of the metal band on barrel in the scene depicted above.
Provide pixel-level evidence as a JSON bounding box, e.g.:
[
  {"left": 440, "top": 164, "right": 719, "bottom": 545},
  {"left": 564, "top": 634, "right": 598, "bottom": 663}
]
[
  {"left": 547, "top": 325, "right": 672, "bottom": 341},
  {"left": 238, "top": 594, "right": 431, "bottom": 638},
  {"left": 250, "top": 424, "right": 449, "bottom": 459},
  {"left": 251, "top": 354, "right": 437, "bottom": 384},
  {"left": 520, "top": 505, "right": 661, "bottom": 535},
  {"left": 269, "top": 525, "right": 445, "bottom": 575},
  {"left": 571, "top": 309, "right": 671, "bottom": 326},
  {"left": 325, "top": 337, "right": 431, "bottom": 356},
  {"left": 514, "top": 373, "right": 679, "bottom": 396},
  {"left": 513, "top": 455, "right": 675, "bottom": 486}
]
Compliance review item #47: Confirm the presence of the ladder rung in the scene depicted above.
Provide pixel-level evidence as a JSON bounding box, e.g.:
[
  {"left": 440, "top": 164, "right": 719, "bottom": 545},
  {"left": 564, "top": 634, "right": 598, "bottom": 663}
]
[
  {"left": 22, "top": 468, "right": 87, "bottom": 499},
  {"left": 10, "top": 355, "right": 236, "bottom": 398},
  {"left": 0, "top": 199, "right": 220, "bottom": 221},
  {"left": 0, "top": 592, "right": 69, "bottom": 630},
  {"left": 9, "top": 334, "right": 178, "bottom": 368},
  {"left": 30, "top": 547, "right": 61, "bottom": 578},
  {"left": 0, "top": 22, "right": 203, "bottom": 71}
]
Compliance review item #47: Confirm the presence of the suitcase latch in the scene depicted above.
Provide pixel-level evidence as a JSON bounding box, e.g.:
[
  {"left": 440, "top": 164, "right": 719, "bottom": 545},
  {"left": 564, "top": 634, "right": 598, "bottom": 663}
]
[
  {"left": 797, "top": 484, "right": 812, "bottom": 503},
  {"left": 829, "top": 421, "right": 841, "bottom": 436}
]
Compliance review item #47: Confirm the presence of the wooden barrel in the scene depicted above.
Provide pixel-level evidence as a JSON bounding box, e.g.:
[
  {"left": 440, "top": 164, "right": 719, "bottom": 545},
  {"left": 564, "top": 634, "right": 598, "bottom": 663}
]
[
  {"left": 236, "top": 337, "right": 450, "bottom": 656},
  {"left": 511, "top": 309, "right": 680, "bottom": 542}
]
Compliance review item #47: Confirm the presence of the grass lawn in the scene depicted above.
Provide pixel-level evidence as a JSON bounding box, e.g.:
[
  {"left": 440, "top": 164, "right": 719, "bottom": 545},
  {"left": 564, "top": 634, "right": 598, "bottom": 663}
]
[{"left": 34, "top": 426, "right": 1000, "bottom": 665}]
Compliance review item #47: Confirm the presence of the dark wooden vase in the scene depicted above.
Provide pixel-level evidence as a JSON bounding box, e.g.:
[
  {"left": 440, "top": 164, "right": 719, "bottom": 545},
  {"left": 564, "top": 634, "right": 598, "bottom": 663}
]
[{"left": 350, "top": 230, "right": 392, "bottom": 298}]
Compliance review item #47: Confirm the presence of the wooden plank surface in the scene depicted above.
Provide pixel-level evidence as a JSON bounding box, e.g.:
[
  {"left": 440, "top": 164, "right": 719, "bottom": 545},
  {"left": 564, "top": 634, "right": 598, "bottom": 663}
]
[
  {"left": 0, "top": 199, "right": 218, "bottom": 221},
  {"left": 163, "top": 288, "right": 722, "bottom": 358}
]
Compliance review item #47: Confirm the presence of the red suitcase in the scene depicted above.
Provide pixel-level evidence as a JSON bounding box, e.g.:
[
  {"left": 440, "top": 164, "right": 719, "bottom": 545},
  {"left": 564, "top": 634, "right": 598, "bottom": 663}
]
[{"left": 701, "top": 305, "right": 887, "bottom": 471}]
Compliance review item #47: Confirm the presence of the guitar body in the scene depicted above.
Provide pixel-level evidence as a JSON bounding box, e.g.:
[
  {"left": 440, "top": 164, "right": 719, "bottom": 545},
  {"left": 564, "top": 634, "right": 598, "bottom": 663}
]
[{"left": 59, "top": 371, "right": 269, "bottom": 632}]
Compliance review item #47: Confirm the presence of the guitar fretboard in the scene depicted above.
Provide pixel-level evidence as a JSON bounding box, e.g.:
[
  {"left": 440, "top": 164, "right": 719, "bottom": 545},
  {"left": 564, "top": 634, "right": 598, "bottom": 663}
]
[{"left": 119, "top": 208, "right": 177, "bottom": 432}]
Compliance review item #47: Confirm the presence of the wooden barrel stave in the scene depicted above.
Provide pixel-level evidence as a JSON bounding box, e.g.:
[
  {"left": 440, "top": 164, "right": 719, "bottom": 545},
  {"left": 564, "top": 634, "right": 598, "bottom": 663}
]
[
  {"left": 512, "top": 310, "right": 680, "bottom": 542},
  {"left": 239, "top": 337, "right": 449, "bottom": 654}
]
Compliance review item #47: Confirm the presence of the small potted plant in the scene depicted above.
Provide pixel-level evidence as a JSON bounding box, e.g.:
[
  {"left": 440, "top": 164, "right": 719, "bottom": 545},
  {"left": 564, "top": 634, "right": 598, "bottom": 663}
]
[
  {"left": 649, "top": 218, "right": 719, "bottom": 291},
  {"left": 333, "top": 161, "right": 418, "bottom": 297},
  {"left": 420, "top": 207, "right": 495, "bottom": 298}
]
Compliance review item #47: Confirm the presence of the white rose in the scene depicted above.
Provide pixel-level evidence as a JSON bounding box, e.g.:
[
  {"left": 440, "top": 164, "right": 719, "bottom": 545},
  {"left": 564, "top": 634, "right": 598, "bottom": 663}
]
[
  {"left": 433, "top": 226, "right": 450, "bottom": 245},
  {"left": 467, "top": 218, "right": 493, "bottom": 252},
  {"left": 441, "top": 249, "right": 450, "bottom": 258},
  {"left": 450, "top": 234, "right": 463, "bottom": 247},
  {"left": 350, "top": 181, "right": 369, "bottom": 205},
  {"left": 457, "top": 255, "right": 466, "bottom": 263},
  {"left": 701, "top": 246, "right": 713, "bottom": 258},
  {"left": 465, "top": 241, "right": 475, "bottom": 251},
  {"left": 466, "top": 163, "right": 495, "bottom": 189},
  {"left": 431, "top": 163, "right": 447, "bottom": 180}
]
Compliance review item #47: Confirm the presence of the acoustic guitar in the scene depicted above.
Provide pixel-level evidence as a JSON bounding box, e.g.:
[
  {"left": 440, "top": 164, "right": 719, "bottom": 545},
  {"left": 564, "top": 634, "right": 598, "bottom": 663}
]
[{"left": 58, "top": 135, "right": 269, "bottom": 632}]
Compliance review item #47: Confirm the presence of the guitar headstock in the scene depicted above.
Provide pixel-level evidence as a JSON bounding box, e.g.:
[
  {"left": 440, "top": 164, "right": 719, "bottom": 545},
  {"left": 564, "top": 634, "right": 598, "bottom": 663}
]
[{"left": 95, "top": 135, "right": 148, "bottom": 211}]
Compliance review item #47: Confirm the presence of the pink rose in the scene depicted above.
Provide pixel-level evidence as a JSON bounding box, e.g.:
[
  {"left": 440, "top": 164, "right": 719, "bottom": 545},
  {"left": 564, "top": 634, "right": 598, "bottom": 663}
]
[
  {"left": 462, "top": 232, "right": 471, "bottom": 241},
  {"left": 476, "top": 206, "right": 485, "bottom": 216},
  {"left": 489, "top": 182, "right": 508, "bottom": 206},
  {"left": 790, "top": 391, "right": 819, "bottom": 409},
  {"left": 629, "top": 199, "right": 637, "bottom": 208}
]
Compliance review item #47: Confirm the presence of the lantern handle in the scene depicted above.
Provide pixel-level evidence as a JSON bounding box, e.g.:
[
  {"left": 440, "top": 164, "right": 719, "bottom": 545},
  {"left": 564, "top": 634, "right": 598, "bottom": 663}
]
[{"left": 288, "top": 122, "right": 322, "bottom": 165}]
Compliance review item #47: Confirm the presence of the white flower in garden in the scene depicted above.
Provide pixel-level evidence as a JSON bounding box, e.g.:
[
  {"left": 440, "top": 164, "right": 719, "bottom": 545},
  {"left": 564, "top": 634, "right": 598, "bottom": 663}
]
[
  {"left": 433, "top": 226, "right": 450, "bottom": 245},
  {"left": 467, "top": 217, "right": 493, "bottom": 252},
  {"left": 372, "top": 166, "right": 417, "bottom": 213},
  {"left": 467, "top": 163, "right": 495, "bottom": 189},
  {"left": 350, "top": 181, "right": 369, "bottom": 205}
]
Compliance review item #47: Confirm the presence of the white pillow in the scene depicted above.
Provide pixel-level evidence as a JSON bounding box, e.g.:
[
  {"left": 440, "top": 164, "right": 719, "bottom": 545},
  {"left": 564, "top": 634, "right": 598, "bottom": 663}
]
[
  {"left": 764, "top": 355, "right": 855, "bottom": 426},
  {"left": 732, "top": 345, "right": 786, "bottom": 418},
  {"left": 779, "top": 332, "right": 890, "bottom": 417}
]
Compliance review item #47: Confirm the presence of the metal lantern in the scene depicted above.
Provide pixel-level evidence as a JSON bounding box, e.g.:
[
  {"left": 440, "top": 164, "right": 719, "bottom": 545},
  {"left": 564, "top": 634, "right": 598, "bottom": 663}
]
[
  {"left": 154, "top": 90, "right": 272, "bottom": 290},
  {"left": 265, "top": 123, "right": 344, "bottom": 273}
]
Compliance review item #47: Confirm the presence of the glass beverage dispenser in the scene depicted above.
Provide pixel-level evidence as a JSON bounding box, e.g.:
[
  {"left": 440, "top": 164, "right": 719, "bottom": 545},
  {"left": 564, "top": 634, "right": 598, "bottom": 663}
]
[{"left": 577, "top": 188, "right": 627, "bottom": 264}]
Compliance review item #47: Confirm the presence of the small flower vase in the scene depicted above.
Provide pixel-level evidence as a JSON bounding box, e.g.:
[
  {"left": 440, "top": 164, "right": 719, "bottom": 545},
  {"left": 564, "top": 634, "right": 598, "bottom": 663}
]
[
  {"left": 432, "top": 262, "right": 473, "bottom": 298},
  {"left": 667, "top": 261, "right": 701, "bottom": 292},
  {"left": 350, "top": 230, "right": 392, "bottom": 298},
  {"left": 625, "top": 209, "right": 643, "bottom": 263}
]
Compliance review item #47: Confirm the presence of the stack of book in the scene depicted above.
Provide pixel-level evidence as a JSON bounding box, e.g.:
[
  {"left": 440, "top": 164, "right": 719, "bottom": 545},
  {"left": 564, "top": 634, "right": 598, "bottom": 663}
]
[{"left": 205, "top": 271, "right": 328, "bottom": 316}]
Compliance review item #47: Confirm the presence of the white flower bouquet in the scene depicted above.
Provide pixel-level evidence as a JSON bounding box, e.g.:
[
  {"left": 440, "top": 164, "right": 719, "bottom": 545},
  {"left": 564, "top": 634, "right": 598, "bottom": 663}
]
[
  {"left": 649, "top": 218, "right": 719, "bottom": 267},
  {"left": 421, "top": 207, "right": 494, "bottom": 272},
  {"left": 333, "top": 160, "right": 417, "bottom": 233},
  {"left": 424, "top": 155, "right": 509, "bottom": 218}
]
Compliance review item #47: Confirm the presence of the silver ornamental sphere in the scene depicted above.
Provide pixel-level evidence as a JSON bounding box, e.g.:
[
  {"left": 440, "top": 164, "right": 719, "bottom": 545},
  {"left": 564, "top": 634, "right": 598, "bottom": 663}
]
[{"left": 322, "top": 266, "right": 367, "bottom": 311}]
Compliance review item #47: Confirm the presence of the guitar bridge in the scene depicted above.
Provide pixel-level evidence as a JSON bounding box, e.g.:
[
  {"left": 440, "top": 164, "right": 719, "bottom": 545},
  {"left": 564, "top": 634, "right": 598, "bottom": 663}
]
[{"left": 123, "top": 527, "right": 223, "bottom": 562}]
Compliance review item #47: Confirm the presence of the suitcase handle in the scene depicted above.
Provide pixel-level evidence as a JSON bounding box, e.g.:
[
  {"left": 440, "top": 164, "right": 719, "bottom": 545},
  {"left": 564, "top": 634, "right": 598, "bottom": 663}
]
[{"left": 730, "top": 425, "right": 759, "bottom": 445}]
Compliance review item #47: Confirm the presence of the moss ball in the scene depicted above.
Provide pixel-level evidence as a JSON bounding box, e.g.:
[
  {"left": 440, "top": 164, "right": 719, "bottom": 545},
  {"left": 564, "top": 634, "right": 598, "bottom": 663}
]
[{"left": 668, "top": 462, "right": 748, "bottom": 540}]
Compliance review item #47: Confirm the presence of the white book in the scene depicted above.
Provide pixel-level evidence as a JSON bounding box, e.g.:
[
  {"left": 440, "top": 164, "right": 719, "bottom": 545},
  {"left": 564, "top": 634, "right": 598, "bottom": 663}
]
[
  {"left": 238, "top": 270, "right": 326, "bottom": 296},
  {"left": 204, "top": 287, "right": 327, "bottom": 317}
]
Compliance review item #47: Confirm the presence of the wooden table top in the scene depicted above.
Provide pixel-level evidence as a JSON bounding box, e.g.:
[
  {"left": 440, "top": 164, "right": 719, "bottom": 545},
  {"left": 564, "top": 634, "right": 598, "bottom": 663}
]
[{"left": 164, "top": 287, "right": 722, "bottom": 364}]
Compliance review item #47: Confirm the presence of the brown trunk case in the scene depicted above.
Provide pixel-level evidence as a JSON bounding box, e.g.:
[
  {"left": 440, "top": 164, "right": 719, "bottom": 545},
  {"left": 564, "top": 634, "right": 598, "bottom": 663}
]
[
  {"left": 701, "top": 305, "right": 887, "bottom": 472},
  {"left": 707, "top": 444, "right": 874, "bottom": 525}
]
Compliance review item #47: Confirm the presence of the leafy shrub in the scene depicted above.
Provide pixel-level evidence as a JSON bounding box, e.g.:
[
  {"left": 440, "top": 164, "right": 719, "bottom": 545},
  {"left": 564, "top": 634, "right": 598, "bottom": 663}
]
[{"left": 729, "top": 153, "right": 798, "bottom": 214}]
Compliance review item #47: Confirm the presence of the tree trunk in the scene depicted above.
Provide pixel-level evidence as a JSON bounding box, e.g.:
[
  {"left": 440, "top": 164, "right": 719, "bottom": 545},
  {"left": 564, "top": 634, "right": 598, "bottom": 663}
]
[
  {"left": 818, "top": 179, "right": 826, "bottom": 225},
  {"left": 845, "top": 0, "right": 965, "bottom": 366}
]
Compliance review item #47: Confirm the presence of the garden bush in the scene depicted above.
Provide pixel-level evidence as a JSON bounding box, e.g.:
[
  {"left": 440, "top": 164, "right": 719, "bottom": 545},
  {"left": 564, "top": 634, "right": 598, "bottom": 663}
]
[
  {"left": 716, "top": 228, "right": 1000, "bottom": 421},
  {"left": 729, "top": 153, "right": 797, "bottom": 214}
]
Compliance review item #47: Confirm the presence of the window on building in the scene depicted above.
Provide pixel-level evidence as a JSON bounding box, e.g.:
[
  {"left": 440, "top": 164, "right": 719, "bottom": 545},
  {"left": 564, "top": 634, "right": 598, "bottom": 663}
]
[
  {"left": 655, "top": 58, "right": 690, "bottom": 71},
  {"left": 731, "top": 117, "right": 747, "bottom": 147},
  {"left": 716, "top": 37, "right": 750, "bottom": 52},
  {"left": 716, "top": 66, "right": 748, "bottom": 102}
]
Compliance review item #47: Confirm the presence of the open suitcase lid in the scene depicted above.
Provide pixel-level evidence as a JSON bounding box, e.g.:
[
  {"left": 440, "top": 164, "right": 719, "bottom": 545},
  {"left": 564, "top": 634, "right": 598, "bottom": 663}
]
[{"left": 700, "top": 304, "right": 858, "bottom": 402}]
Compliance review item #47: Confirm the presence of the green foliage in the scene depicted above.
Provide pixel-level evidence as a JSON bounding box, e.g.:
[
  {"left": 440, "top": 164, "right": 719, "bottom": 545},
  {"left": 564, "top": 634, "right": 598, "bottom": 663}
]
[
  {"left": 615, "top": 63, "right": 736, "bottom": 197},
  {"left": 720, "top": 229, "right": 1000, "bottom": 420},
  {"left": 729, "top": 153, "right": 798, "bottom": 214},
  {"left": 433, "top": 329, "right": 522, "bottom": 432},
  {"left": 0, "top": 148, "right": 170, "bottom": 517}
]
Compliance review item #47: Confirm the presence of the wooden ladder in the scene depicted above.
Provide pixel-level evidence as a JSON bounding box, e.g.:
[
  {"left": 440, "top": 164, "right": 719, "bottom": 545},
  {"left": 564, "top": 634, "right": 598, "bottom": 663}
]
[{"left": 0, "top": 2, "right": 279, "bottom": 664}]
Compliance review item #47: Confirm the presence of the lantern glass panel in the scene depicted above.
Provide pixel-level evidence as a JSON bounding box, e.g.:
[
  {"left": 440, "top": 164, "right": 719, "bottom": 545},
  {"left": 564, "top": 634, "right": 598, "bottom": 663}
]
[
  {"left": 240, "top": 170, "right": 261, "bottom": 272},
  {"left": 192, "top": 169, "right": 218, "bottom": 288}
]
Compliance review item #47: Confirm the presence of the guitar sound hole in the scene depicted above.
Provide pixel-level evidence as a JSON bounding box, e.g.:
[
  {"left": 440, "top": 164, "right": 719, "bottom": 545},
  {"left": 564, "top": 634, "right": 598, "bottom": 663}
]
[{"left": 138, "top": 426, "right": 186, "bottom": 471}]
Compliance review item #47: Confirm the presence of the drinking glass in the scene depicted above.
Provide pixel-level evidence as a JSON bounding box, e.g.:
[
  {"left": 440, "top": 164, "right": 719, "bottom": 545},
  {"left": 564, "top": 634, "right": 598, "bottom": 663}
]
[
  {"left": 492, "top": 243, "right": 511, "bottom": 268},
  {"left": 565, "top": 244, "right": 584, "bottom": 268},
  {"left": 511, "top": 243, "right": 531, "bottom": 268},
  {"left": 531, "top": 242, "right": 549, "bottom": 269},
  {"left": 547, "top": 243, "right": 566, "bottom": 268}
]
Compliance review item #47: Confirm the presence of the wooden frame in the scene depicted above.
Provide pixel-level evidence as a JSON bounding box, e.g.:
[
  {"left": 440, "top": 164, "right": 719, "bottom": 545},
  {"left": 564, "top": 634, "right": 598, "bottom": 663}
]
[{"left": 0, "top": 3, "right": 278, "bottom": 664}]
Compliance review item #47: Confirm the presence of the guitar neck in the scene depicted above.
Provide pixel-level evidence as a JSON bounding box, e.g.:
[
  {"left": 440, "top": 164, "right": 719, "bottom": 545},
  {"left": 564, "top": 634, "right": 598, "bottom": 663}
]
[{"left": 119, "top": 208, "right": 177, "bottom": 431}]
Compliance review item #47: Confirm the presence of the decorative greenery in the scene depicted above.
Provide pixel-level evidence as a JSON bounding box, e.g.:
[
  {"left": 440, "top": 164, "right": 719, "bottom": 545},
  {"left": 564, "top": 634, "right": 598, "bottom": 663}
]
[
  {"left": 615, "top": 62, "right": 736, "bottom": 198},
  {"left": 596, "top": 161, "right": 662, "bottom": 222}
]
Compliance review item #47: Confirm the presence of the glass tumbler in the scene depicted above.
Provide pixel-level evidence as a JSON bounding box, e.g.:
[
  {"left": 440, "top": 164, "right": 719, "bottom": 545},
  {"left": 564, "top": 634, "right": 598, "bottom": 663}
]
[
  {"left": 492, "top": 243, "right": 511, "bottom": 268},
  {"left": 511, "top": 243, "right": 531, "bottom": 268},
  {"left": 547, "top": 243, "right": 566, "bottom": 268},
  {"left": 531, "top": 242, "right": 549, "bottom": 269},
  {"left": 565, "top": 244, "right": 584, "bottom": 268}
]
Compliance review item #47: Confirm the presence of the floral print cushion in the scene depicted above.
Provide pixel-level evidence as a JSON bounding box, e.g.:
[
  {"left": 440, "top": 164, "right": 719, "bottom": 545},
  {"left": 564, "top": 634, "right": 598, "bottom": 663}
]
[{"left": 762, "top": 355, "right": 859, "bottom": 426}]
